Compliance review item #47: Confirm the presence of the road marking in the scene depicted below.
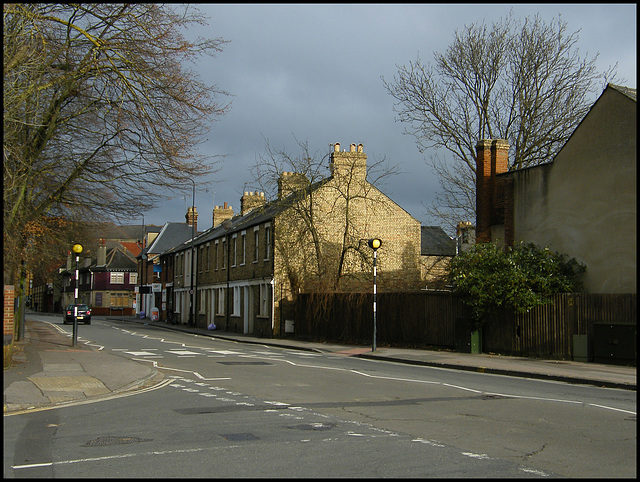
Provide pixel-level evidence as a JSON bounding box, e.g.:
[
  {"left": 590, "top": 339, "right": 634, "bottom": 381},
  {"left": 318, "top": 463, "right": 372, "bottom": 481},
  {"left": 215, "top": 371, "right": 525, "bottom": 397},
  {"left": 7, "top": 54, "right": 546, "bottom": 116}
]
[
  {"left": 462, "top": 452, "right": 491, "bottom": 460},
  {"left": 257, "top": 358, "right": 637, "bottom": 416},
  {"left": 12, "top": 447, "right": 212, "bottom": 470},
  {"left": 165, "top": 350, "right": 202, "bottom": 356},
  {"left": 138, "top": 359, "right": 231, "bottom": 381},
  {"left": 4, "top": 378, "right": 174, "bottom": 416},
  {"left": 99, "top": 321, "right": 640, "bottom": 418}
]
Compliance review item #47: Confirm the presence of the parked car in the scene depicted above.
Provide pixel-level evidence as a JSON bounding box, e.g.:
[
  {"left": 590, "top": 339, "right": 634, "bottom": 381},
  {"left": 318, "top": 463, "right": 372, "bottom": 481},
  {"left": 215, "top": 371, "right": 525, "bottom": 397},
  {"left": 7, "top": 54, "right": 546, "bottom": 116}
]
[{"left": 63, "top": 304, "right": 91, "bottom": 325}]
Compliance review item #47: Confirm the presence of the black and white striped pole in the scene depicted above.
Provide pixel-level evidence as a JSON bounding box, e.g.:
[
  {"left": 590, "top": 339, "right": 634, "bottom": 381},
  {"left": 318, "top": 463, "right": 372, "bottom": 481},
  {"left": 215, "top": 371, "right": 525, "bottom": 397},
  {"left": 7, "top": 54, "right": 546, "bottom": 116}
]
[
  {"left": 72, "top": 243, "right": 83, "bottom": 347},
  {"left": 368, "top": 238, "right": 382, "bottom": 352}
]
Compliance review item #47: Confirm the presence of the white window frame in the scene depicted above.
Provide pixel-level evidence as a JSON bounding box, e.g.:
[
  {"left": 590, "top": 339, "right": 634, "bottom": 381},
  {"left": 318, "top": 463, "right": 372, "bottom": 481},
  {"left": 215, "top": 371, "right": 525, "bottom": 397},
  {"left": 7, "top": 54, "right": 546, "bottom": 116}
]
[
  {"left": 199, "top": 289, "right": 206, "bottom": 314},
  {"left": 110, "top": 272, "right": 124, "bottom": 284},
  {"left": 129, "top": 273, "right": 138, "bottom": 285},
  {"left": 222, "top": 240, "right": 226, "bottom": 269},
  {"left": 259, "top": 283, "right": 269, "bottom": 316},
  {"left": 232, "top": 286, "right": 241, "bottom": 316},
  {"left": 214, "top": 241, "right": 219, "bottom": 270},
  {"left": 264, "top": 224, "right": 271, "bottom": 260},
  {"left": 241, "top": 231, "right": 246, "bottom": 265},
  {"left": 254, "top": 227, "right": 259, "bottom": 263},
  {"left": 217, "top": 287, "right": 225, "bottom": 315},
  {"left": 232, "top": 234, "right": 237, "bottom": 267}
]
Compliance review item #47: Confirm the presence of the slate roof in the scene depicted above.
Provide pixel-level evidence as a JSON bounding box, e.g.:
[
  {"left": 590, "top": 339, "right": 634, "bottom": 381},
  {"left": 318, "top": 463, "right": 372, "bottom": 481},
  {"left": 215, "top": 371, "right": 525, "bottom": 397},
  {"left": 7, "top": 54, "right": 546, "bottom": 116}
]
[
  {"left": 169, "top": 179, "right": 329, "bottom": 254},
  {"left": 144, "top": 222, "right": 198, "bottom": 257},
  {"left": 89, "top": 246, "right": 137, "bottom": 271},
  {"left": 421, "top": 226, "right": 456, "bottom": 256},
  {"left": 91, "top": 222, "right": 163, "bottom": 241}
]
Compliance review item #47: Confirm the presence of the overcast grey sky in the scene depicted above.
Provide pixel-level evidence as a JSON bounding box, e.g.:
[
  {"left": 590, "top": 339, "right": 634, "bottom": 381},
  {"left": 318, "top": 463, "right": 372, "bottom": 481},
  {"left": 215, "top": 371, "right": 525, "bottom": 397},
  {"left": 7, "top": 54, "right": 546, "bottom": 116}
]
[{"left": 143, "top": 3, "right": 636, "bottom": 234}]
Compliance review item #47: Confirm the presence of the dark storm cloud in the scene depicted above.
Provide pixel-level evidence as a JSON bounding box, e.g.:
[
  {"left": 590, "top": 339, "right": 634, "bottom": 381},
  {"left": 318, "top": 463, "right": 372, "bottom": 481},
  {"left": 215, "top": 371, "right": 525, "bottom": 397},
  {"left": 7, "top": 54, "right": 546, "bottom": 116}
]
[{"left": 144, "top": 4, "right": 636, "bottom": 234}]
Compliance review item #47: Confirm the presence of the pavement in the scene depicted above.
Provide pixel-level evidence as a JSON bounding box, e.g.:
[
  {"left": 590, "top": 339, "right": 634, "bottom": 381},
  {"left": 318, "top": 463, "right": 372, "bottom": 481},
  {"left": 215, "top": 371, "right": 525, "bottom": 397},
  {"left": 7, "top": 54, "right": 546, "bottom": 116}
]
[{"left": 4, "top": 312, "right": 636, "bottom": 414}]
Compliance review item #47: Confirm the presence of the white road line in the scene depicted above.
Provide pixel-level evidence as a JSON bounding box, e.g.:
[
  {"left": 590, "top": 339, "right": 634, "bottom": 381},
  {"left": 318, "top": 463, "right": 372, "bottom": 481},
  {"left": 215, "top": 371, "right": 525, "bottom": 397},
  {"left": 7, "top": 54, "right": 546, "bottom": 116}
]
[
  {"left": 138, "top": 359, "right": 231, "bottom": 381},
  {"left": 255, "top": 357, "right": 636, "bottom": 416},
  {"left": 12, "top": 447, "right": 212, "bottom": 470},
  {"left": 111, "top": 322, "right": 637, "bottom": 417}
]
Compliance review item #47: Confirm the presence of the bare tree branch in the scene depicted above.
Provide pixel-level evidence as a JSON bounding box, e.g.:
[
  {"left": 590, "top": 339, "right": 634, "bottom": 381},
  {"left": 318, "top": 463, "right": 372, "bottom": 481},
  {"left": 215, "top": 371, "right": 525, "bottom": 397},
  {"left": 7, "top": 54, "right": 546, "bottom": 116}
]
[
  {"left": 4, "top": 3, "right": 230, "bottom": 283},
  {"left": 383, "top": 12, "right": 618, "bottom": 229}
]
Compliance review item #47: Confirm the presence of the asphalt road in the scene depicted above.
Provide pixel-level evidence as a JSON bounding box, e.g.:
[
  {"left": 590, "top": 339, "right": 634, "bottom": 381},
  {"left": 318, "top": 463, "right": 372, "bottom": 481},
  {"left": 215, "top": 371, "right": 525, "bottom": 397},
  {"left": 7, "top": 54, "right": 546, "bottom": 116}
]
[{"left": 4, "top": 317, "right": 636, "bottom": 478}]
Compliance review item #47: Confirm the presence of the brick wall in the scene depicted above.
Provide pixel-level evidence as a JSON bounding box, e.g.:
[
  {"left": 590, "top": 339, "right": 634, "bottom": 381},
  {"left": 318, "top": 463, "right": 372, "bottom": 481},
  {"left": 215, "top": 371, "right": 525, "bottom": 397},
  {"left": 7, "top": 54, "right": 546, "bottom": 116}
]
[
  {"left": 475, "top": 139, "right": 512, "bottom": 245},
  {"left": 4, "top": 284, "right": 14, "bottom": 342},
  {"left": 4, "top": 285, "right": 15, "bottom": 367},
  {"left": 274, "top": 143, "right": 422, "bottom": 295}
]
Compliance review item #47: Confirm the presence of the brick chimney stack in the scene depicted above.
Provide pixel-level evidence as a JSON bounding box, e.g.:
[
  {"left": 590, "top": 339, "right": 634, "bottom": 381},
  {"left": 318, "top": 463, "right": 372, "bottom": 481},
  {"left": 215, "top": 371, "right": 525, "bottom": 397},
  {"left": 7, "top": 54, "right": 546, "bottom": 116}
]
[
  {"left": 278, "top": 172, "right": 309, "bottom": 199},
  {"left": 241, "top": 191, "right": 265, "bottom": 215},
  {"left": 212, "top": 202, "right": 234, "bottom": 227},
  {"left": 475, "top": 139, "right": 509, "bottom": 244},
  {"left": 97, "top": 238, "right": 107, "bottom": 267},
  {"left": 186, "top": 206, "right": 198, "bottom": 232},
  {"left": 329, "top": 142, "right": 367, "bottom": 182}
]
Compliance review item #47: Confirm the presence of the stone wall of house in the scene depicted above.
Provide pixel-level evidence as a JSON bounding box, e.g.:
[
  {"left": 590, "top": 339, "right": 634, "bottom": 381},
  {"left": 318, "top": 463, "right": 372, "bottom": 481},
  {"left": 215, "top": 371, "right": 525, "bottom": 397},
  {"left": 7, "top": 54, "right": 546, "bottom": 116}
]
[{"left": 274, "top": 143, "right": 422, "bottom": 299}]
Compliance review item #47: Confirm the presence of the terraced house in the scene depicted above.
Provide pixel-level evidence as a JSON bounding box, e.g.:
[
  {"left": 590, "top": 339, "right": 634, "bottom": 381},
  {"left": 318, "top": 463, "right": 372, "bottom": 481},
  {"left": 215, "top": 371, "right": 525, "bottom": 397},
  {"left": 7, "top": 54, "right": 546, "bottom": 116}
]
[{"left": 160, "top": 143, "right": 424, "bottom": 336}]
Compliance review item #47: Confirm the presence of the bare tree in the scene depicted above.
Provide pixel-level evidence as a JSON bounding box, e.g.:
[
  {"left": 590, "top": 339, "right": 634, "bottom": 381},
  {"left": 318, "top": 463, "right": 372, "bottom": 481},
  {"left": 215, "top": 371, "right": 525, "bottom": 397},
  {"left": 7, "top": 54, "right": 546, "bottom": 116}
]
[
  {"left": 3, "top": 4, "right": 230, "bottom": 284},
  {"left": 250, "top": 137, "right": 401, "bottom": 293},
  {"left": 383, "top": 13, "right": 619, "bottom": 232}
]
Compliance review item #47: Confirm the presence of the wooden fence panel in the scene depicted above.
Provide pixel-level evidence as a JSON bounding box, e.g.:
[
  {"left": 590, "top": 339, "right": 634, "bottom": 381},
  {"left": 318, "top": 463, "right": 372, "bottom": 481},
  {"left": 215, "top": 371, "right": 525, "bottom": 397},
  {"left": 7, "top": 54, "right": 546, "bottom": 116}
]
[{"left": 294, "top": 292, "right": 636, "bottom": 361}]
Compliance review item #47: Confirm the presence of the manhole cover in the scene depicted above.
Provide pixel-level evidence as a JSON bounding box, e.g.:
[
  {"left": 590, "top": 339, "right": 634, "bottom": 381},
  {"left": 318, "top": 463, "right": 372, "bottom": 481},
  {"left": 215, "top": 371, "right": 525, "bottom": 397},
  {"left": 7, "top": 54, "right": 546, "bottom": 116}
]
[
  {"left": 219, "top": 433, "right": 259, "bottom": 441},
  {"left": 83, "top": 436, "right": 152, "bottom": 447},
  {"left": 289, "top": 422, "right": 336, "bottom": 431}
]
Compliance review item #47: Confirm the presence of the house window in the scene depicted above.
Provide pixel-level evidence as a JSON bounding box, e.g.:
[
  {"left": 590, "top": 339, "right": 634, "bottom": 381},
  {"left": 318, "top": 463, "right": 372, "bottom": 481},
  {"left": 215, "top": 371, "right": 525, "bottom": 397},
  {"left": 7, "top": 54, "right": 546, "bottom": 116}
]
[
  {"left": 110, "top": 272, "right": 124, "bottom": 284},
  {"left": 254, "top": 228, "right": 259, "bottom": 262},
  {"left": 222, "top": 240, "right": 226, "bottom": 269},
  {"left": 110, "top": 293, "right": 127, "bottom": 307},
  {"left": 206, "top": 244, "right": 210, "bottom": 272},
  {"left": 264, "top": 225, "right": 271, "bottom": 260},
  {"left": 214, "top": 241, "right": 219, "bottom": 270},
  {"left": 217, "top": 287, "right": 225, "bottom": 315},
  {"left": 259, "top": 283, "right": 269, "bottom": 316},
  {"left": 199, "top": 289, "right": 206, "bottom": 314},
  {"left": 241, "top": 231, "right": 246, "bottom": 265},
  {"left": 233, "top": 286, "right": 240, "bottom": 316},
  {"left": 232, "top": 234, "right": 237, "bottom": 267},
  {"left": 129, "top": 273, "right": 138, "bottom": 285}
]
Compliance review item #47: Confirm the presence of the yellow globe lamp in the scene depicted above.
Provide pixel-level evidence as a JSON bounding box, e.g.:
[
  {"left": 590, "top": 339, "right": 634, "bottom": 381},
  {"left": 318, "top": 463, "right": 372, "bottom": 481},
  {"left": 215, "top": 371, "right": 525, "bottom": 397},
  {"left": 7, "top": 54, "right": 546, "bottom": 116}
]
[
  {"left": 368, "top": 238, "right": 382, "bottom": 250},
  {"left": 72, "top": 243, "right": 83, "bottom": 254}
]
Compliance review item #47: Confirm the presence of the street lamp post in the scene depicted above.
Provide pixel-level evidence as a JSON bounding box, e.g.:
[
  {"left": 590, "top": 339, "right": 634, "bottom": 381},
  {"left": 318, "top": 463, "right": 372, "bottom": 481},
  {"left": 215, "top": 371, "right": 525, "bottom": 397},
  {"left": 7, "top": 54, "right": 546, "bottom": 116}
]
[
  {"left": 188, "top": 179, "right": 196, "bottom": 326},
  {"left": 72, "top": 243, "right": 83, "bottom": 347},
  {"left": 367, "top": 238, "right": 382, "bottom": 352}
]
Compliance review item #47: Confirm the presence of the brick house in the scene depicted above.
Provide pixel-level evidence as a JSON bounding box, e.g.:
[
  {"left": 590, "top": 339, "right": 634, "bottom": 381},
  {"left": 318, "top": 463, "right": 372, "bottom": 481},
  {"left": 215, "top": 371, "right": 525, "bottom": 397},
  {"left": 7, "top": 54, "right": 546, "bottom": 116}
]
[
  {"left": 137, "top": 219, "right": 197, "bottom": 319},
  {"left": 161, "top": 142, "right": 423, "bottom": 336},
  {"left": 474, "top": 84, "right": 636, "bottom": 293},
  {"left": 61, "top": 241, "right": 139, "bottom": 316}
]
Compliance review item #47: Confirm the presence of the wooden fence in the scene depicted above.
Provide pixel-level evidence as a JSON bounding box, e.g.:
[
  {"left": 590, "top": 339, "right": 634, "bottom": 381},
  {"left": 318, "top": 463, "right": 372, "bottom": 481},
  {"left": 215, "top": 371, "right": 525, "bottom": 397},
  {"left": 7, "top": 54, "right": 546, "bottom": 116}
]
[{"left": 294, "top": 292, "right": 636, "bottom": 362}]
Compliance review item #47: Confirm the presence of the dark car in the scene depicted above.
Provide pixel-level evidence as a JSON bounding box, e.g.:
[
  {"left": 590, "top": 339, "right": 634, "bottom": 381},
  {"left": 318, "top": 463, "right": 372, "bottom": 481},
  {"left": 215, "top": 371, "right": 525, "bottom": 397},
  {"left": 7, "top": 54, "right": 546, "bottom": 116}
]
[{"left": 63, "top": 304, "right": 91, "bottom": 325}]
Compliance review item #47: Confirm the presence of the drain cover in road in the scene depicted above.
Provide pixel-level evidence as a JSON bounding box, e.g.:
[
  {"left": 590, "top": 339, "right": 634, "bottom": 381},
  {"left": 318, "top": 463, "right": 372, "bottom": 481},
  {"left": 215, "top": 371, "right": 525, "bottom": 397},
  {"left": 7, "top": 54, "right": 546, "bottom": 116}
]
[
  {"left": 219, "top": 433, "right": 259, "bottom": 441},
  {"left": 83, "top": 436, "right": 152, "bottom": 447}
]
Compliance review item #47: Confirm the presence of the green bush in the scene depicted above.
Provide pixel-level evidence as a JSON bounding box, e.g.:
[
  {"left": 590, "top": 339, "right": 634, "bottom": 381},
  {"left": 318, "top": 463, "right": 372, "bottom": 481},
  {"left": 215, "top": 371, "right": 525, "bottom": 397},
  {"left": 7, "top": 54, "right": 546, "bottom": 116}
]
[{"left": 449, "top": 242, "right": 585, "bottom": 329}]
